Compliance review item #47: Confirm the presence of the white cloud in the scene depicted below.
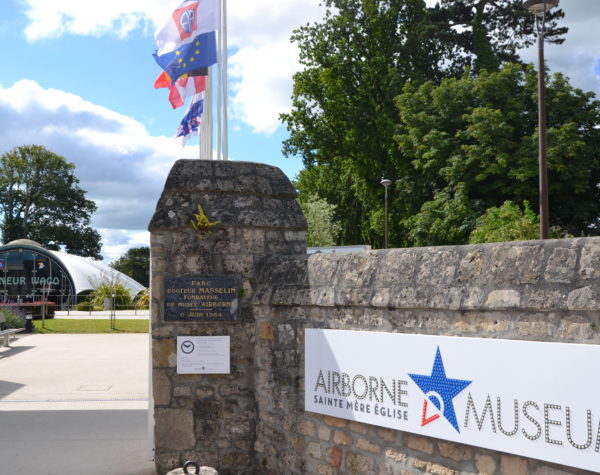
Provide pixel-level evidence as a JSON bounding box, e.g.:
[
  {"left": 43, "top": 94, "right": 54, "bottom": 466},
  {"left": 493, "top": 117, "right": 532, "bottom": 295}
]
[
  {"left": 18, "top": 1, "right": 600, "bottom": 139},
  {"left": 19, "top": 0, "right": 328, "bottom": 134},
  {"left": 99, "top": 229, "right": 150, "bottom": 263},
  {"left": 519, "top": 2, "right": 600, "bottom": 99},
  {"left": 0, "top": 80, "right": 198, "bottom": 260},
  {"left": 21, "top": 0, "right": 171, "bottom": 41},
  {"left": 229, "top": 42, "right": 302, "bottom": 134},
  {"left": 226, "top": 0, "right": 326, "bottom": 133}
]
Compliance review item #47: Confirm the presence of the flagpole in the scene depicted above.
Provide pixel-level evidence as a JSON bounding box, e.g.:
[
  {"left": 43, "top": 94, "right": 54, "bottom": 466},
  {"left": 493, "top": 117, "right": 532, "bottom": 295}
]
[
  {"left": 200, "top": 82, "right": 207, "bottom": 159},
  {"left": 198, "top": 91, "right": 202, "bottom": 160},
  {"left": 200, "top": 68, "right": 213, "bottom": 160},
  {"left": 222, "top": 0, "right": 228, "bottom": 160},
  {"left": 216, "top": 0, "right": 223, "bottom": 161},
  {"left": 207, "top": 67, "right": 213, "bottom": 159}
]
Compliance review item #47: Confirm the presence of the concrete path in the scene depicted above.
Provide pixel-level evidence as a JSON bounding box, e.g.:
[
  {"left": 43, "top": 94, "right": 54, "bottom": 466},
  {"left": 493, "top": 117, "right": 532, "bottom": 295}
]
[{"left": 0, "top": 333, "right": 155, "bottom": 475}]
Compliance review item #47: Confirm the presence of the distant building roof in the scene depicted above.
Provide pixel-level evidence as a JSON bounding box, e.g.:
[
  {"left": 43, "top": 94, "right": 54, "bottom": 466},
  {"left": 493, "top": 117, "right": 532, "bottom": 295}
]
[
  {"left": 49, "top": 250, "right": 145, "bottom": 296},
  {"left": 0, "top": 240, "right": 145, "bottom": 297}
]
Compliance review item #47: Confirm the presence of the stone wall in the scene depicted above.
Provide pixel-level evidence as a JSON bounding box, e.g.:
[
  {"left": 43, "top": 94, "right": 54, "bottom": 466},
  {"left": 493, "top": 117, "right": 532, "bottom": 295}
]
[
  {"left": 251, "top": 240, "right": 600, "bottom": 475},
  {"left": 150, "top": 160, "right": 600, "bottom": 474},
  {"left": 149, "top": 160, "right": 306, "bottom": 474}
]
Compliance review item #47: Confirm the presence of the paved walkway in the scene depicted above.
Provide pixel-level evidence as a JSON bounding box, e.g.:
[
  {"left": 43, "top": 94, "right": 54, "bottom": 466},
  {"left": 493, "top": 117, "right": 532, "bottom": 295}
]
[{"left": 0, "top": 333, "right": 155, "bottom": 475}]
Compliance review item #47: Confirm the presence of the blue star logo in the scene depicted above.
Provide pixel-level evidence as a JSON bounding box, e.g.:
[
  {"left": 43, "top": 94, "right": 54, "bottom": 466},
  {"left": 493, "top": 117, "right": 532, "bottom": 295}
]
[{"left": 408, "top": 347, "right": 472, "bottom": 433}]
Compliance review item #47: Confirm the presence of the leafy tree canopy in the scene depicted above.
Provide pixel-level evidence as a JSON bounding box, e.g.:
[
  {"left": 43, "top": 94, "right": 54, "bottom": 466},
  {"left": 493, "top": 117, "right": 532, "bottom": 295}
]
[
  {"left": 109, "top": 246, "right": 150, "bottom": 287},
  {"left": 395, "top": 64, "right": 600, "bottom": 245},
  {"left": 282, "top": 0, "right": 569, "bottom": 247},
  {"left": 431, "top": 0, "right": 566, "bottom": 73},
  {"left": 0, "top": 145, "right": 102, "bottom": 258},
  {"left": 283, "top": 0, "right": 451, "bottom": 245}
]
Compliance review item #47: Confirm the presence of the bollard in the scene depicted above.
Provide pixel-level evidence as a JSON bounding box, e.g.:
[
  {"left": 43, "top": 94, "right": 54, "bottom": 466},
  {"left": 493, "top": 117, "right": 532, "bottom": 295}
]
[
  {"left": 25, "top": 314, "right": 33, "bottom": 333},
  {"left": 166, "top": 460, "right": 218, "bottom": 475}
]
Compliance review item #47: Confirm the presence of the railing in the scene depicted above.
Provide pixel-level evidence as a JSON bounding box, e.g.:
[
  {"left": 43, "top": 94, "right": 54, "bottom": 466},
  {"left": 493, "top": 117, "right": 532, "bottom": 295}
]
[
  {"left": 56, "top": 303, "right": 149, "bottom": 329},
  {"left": 56, "top": 301, "right": 149, "bottom": 320},
  {"left": 55, "top": 308, "right": 149, "bottom": 318}
]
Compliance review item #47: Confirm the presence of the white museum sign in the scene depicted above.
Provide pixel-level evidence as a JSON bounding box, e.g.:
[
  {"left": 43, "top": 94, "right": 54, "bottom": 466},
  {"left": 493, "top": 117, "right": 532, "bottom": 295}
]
[{"left": 305, "top": 329, "right": 600, "bottom": 472}]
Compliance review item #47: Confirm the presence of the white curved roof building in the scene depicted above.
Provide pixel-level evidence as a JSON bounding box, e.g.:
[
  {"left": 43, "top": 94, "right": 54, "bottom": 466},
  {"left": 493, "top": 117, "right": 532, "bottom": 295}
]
[{"left": 0, "top": 239, "right": 144, "bottom": 306}]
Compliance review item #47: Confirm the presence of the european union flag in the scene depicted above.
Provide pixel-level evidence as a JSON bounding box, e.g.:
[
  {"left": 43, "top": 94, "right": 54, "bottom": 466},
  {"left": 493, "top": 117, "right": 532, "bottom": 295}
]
[{"left": 153, "top": 31, "right": 217, "bottom": 85}]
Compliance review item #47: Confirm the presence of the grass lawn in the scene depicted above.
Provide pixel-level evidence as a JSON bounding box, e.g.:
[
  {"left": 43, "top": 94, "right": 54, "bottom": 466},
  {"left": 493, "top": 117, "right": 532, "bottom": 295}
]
[{"left": 33, "top": 318, "right": 149, "bottom": 334}]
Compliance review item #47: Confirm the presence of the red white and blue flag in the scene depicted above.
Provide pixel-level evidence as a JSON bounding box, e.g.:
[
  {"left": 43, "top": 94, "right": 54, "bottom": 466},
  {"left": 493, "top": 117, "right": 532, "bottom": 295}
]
[
  {"left": 153, "top": 0, "right": 222, "bottom": 147},
  {"left": 155, "top": 0, "right": 220, "bottom": 56},
  {"left": 154, "top": 72, "right": 206, "bottom": 109},
  {"left": 176, "top": 93, "right": 204, "bottom": 142}
]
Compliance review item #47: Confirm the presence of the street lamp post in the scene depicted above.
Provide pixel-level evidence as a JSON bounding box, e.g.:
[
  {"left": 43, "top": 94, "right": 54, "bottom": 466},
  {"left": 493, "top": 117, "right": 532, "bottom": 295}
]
[
  {"left": 524, "top": 0, "right": 559, "bottom": 239},
  {"left": 380, "top": 178, "right": 392, "bottom": 249}
]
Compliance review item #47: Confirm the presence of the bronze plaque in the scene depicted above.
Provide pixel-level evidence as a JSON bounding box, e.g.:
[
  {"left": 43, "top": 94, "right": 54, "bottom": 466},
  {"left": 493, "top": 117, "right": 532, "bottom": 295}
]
[{"left": 164, "top": 276, "right": 239, "bottom": 321}]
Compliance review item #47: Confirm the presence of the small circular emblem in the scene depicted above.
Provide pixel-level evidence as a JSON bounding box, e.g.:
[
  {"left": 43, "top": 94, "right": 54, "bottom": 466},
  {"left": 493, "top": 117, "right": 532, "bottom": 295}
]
[
  {"left": 181, "top": 340, "right": 195, "bottom": 354},
  {"left": 180, "top": 10, "right": 195, "bottom": 34}
]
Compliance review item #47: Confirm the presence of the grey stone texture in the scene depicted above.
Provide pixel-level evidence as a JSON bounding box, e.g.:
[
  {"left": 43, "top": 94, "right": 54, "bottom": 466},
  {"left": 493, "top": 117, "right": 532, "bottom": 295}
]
[
  {"left": 149, "top": 160, "right": 306, "bottom": 475},
  {"left": 150, "top": 160, "right": 599, "bottom": 475}
]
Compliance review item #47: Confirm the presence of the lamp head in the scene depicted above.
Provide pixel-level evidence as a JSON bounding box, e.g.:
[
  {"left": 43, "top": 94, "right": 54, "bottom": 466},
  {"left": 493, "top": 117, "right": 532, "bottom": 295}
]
[
  {"left": 524, "top": 0, "right": 559, "bottom": 16},
  {"left": 380, "top": 178, "right": 392, "bottom": 188}
]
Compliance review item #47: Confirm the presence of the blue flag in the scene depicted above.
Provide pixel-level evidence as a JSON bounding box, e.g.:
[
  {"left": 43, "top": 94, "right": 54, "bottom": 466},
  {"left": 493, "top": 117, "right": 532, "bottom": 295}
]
[
  {"left": 176, "top": 94, "right": 204, "bottom": 139},
  {"left": 153, "top": 31, "right": 217, "bottom": 84}
]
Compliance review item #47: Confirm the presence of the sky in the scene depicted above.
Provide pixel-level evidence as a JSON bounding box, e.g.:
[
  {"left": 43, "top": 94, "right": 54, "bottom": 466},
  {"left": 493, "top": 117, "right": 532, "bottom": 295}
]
[{"left": 0, "top": 0, "right": 599, "bottom": 262}]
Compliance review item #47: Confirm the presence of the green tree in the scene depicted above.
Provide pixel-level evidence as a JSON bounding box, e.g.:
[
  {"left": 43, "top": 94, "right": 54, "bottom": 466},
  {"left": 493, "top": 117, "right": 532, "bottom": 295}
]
[
  {"left": 405, "top": 185, "right": 479, "bottom": 245},
  {"left": 394, "top": 64, "right": 600, "bottom": 245},
  {"left": 469, "top": 200, "right": 538, "bottom": 243},
  {"left": 109, "top": 247, "right": 150, "bottom": 287},
  {"left": 0, "top": 145, "right": 102, "bottom": 258},
  {"left": 431, "top": 0, "right": 566, "bottom": 73},
  {"left": 282, "top": 0, "right": 566, "bottom": 247},
  {"left": 299, "top": 194, "right": 341, "bottom": 247},
  {"left": 283, "top": 0, "right": 449, "bottom": 246}
]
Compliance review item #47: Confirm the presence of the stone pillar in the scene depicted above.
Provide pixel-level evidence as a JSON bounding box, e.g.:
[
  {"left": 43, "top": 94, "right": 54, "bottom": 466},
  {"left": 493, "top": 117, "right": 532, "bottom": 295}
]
[{"left": 148, "top": 160, "right": 306, "bottom": 474}]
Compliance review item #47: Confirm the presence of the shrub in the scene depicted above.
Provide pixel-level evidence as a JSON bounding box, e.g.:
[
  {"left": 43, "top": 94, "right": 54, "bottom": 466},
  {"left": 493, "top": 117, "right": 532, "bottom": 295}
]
[
  {"left": 469, "top": 200, "right": 572, "bottom": 243},
  {"left": 1, "top": 306, "right": 26, "bottom": 328},
  {"left": 298, "top": 194, "right": 341, "bottom": 247},
  {"left": 469, "top": 200, "right": 538, "bottom": 244},
  {"left": 89, "top": 278, "right": 134, "bottom": 310},
  {"left": 75, "top": 300, "right": 95, "bottom": 311},
  {"left": 135, "top": 288, "right": 149, "bottom": 309}
]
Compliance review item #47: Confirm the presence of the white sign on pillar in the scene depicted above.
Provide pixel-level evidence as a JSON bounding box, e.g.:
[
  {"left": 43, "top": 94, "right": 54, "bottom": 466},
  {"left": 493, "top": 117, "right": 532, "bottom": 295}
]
[
  {"left": 305, "top": 329, "right": 600, "bottom": 472},
  {"left": 177, "top": 336, "right": 230, "bottom": 374}
]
